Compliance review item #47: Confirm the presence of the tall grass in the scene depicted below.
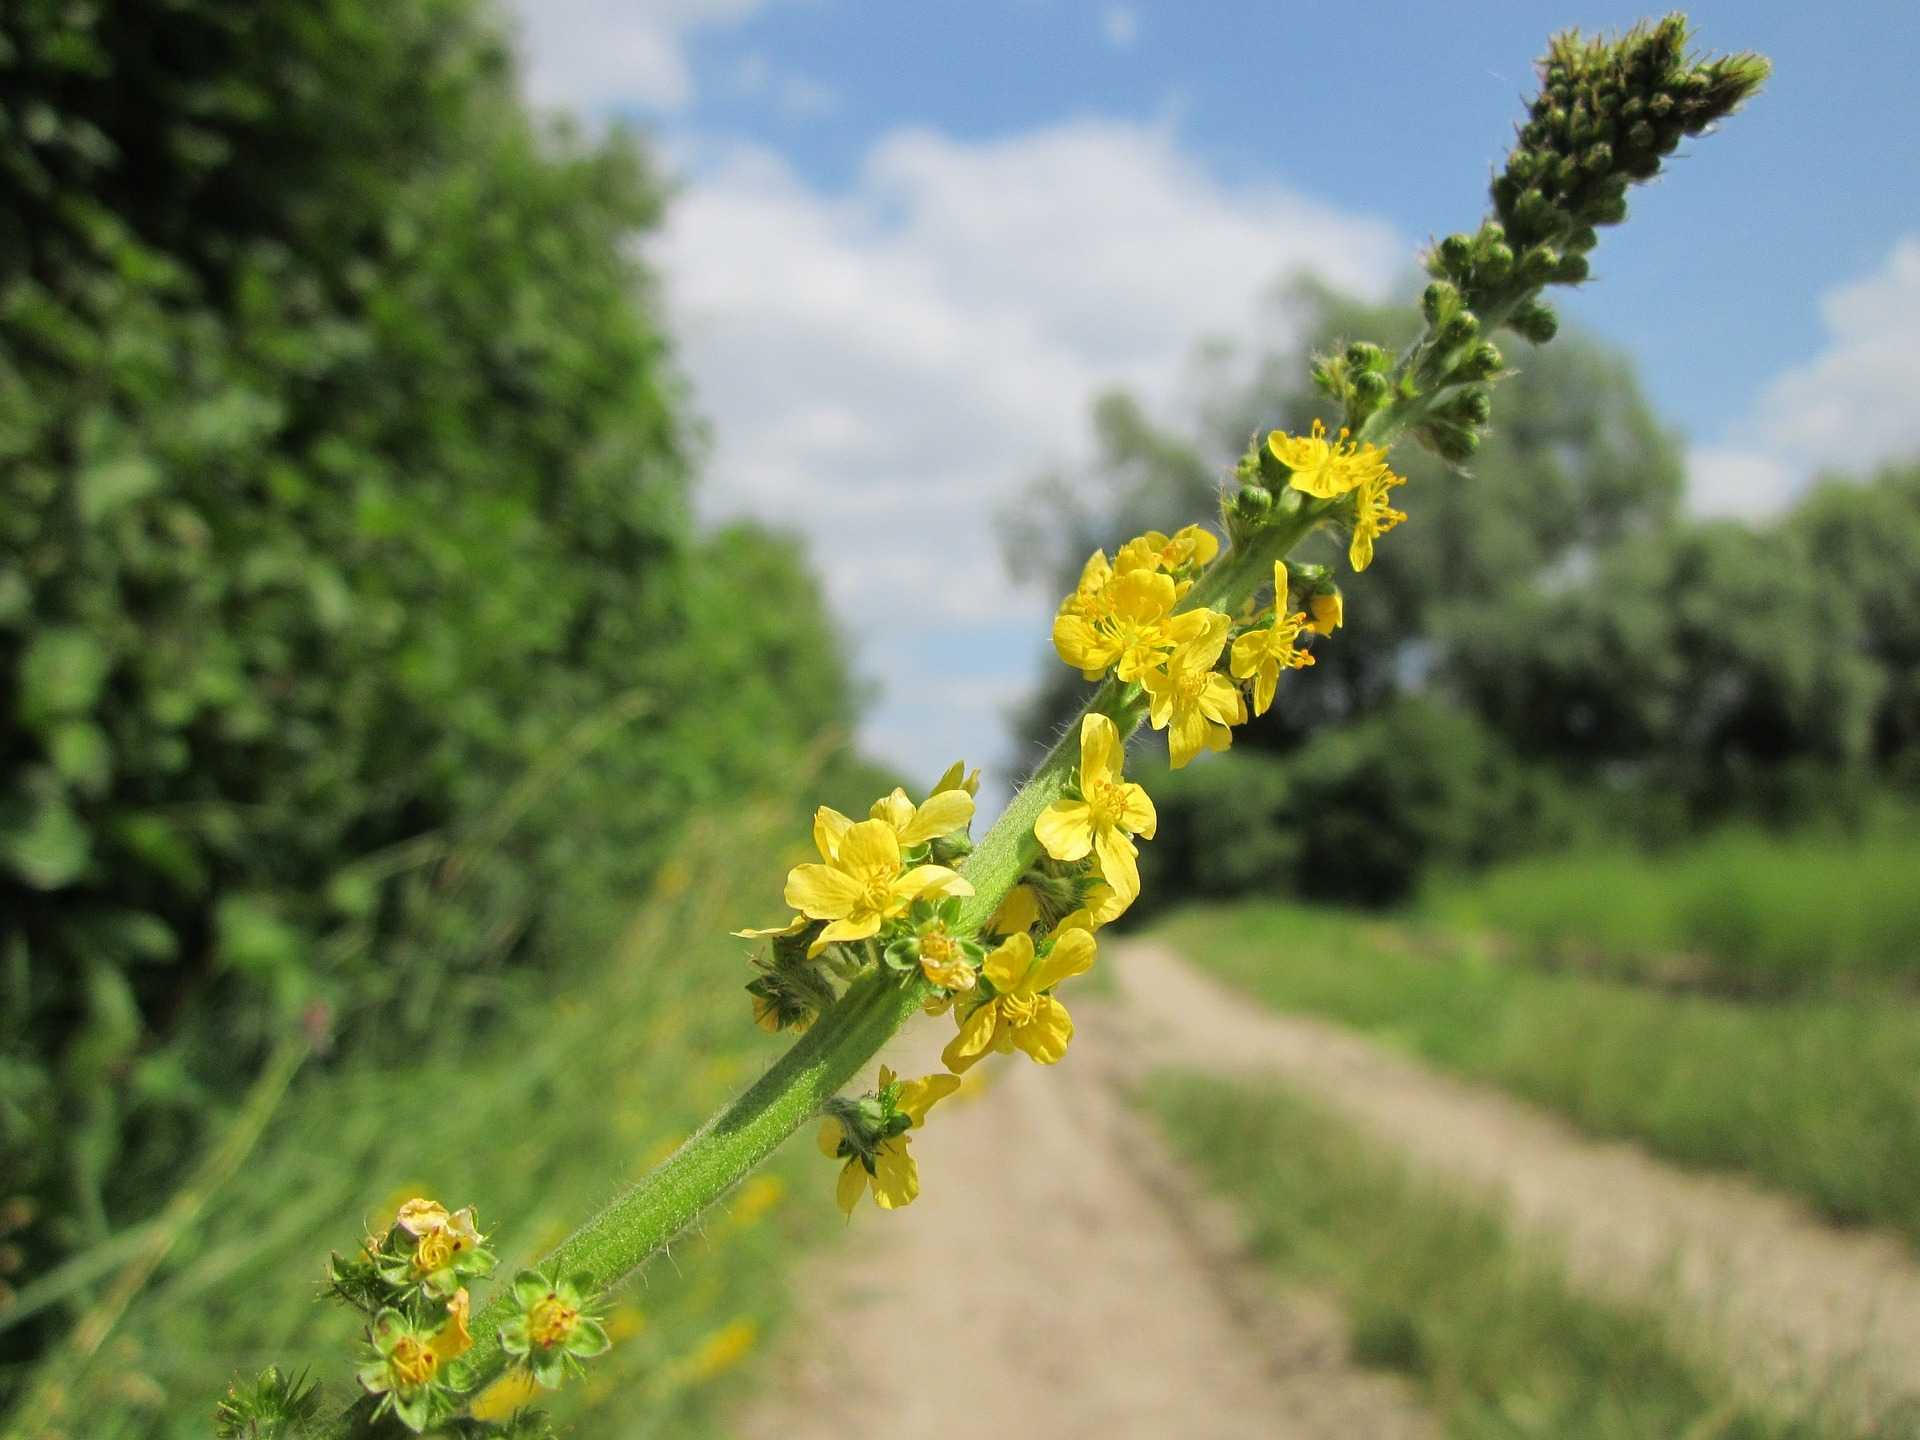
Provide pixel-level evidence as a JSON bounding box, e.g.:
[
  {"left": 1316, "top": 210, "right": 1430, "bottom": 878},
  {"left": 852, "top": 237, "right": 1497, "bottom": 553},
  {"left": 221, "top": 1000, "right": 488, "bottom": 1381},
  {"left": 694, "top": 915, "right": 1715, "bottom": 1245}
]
[
  {"left": 1427, "top": 828, "right": 1920, "bottom": 997},
  {"left": 7, "top": 804, "right": 828, "bottom": 1439},
  {"left": 1155, "top": 901, "right": 1920, "bottom": 1239}
]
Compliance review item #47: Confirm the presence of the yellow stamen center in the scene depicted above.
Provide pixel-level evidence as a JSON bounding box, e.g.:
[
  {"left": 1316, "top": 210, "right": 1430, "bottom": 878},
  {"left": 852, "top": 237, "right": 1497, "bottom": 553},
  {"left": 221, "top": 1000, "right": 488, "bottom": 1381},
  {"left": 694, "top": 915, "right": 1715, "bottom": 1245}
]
[
  {"left": 1086, "top": 779, "right": 1130, "bottom": 832},
  {"left": 389, "top": 1335, "right": 439, "bottom": 1389},
  {"left": 529, "top": 1293, "right": 580, "bottom": 1349}
]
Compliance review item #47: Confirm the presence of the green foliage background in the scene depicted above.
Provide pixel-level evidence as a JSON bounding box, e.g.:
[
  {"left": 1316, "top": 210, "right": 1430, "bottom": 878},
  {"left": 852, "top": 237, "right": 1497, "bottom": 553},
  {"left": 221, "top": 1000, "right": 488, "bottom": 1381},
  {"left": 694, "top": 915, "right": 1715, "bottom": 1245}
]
[{"left": 0, "top": 0, "right": 866, "bottom": 1388}]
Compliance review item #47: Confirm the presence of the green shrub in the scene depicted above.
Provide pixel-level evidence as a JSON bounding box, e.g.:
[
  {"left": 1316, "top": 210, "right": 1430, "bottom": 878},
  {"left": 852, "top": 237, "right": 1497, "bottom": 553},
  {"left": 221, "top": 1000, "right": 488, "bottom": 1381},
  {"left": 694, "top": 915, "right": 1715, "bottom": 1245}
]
[
  {"left": 1134, "top": 698, "right": 1575, "bottom": 914},
  {"left": 0, "top": 0, "right": 857, "bottom": 1372}
]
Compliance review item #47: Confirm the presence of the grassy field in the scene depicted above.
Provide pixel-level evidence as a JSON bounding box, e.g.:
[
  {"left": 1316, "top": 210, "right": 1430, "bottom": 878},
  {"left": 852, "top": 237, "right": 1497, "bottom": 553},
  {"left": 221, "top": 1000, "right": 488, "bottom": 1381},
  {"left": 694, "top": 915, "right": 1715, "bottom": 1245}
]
[
  {"left": 7, "top": 805, "right": 832, "bottom": 1439},
  {"left": 1426, "top": 827, "right": 1920, "bottom": 998},
  {"left": 1153, "top": 900, "right": 1920, "bottom": 1239},
  {"left": 1150, "top": 1072, "right": 1903, "bottom": 1440}
]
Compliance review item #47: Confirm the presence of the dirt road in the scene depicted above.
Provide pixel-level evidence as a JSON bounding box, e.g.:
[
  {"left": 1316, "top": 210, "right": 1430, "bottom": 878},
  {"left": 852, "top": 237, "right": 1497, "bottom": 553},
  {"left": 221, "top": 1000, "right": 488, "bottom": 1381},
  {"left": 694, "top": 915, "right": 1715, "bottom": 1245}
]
[{"left": 736, "top": 941, "right": 1920, "bottom": 1435}]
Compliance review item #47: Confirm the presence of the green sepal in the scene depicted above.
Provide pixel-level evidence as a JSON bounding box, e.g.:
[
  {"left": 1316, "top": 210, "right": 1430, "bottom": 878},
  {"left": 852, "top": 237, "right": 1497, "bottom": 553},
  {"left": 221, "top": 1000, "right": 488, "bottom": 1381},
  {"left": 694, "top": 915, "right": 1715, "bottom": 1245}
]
[{"left": 566, "top": 1317, "right": 612, "bottom": 1359}]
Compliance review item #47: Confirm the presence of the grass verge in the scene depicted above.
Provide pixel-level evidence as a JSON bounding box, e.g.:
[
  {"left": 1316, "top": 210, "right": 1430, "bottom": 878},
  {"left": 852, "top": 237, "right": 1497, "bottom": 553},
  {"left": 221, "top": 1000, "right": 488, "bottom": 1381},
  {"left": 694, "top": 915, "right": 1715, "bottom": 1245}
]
[
  {"left": 1426, "top": 828, "right": 1920, "bottom": 998},
  {"left": 1153, "top": 901, "right": 1920, "bottom": 1239},
  {"left": 1149, "top": 1071, "right": 1906, "bottom": 1440},
  {"left": 14, "top": 803, "right": 832, "bottom": 1439}
]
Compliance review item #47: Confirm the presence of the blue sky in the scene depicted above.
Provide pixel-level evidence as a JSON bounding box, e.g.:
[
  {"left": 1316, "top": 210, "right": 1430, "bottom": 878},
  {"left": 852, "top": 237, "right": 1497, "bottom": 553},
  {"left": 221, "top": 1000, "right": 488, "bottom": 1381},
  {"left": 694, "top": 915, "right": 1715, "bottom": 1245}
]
[{"left": 509, "top": 1, "right": 1920, "bottom": 799}]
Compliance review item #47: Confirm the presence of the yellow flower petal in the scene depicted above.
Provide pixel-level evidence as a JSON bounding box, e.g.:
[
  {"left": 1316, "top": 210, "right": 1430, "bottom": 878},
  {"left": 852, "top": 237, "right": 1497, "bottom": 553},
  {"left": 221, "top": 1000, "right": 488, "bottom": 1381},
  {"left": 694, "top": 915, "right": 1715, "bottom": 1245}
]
[
  {"left": 1118, "top": 782, "right": 1157, "bottom": 839},
  {"left": 817, "top": 1117, "right": 846, "bottom": 1160},
  {"left": 812, "top": 806, "right": 853, "bottom": 861},
  {"left": 989, "top": 884, "right": 1042, "bottom": 935},
  {"left": 836, "top": 1159, "right": 867, "bottom": 1216},
  {"left": 1011, "top": 996, "right": 1073, "bottom": 1064},
  {"left": 1035, "top": 798, "right": 1094, "bottom": 862},
  {"left": 784, "top": 863, "right": 864, "bottom": 920},
  {"left": 891, "top": 865, "right": 973, "bottom": 905},
  {"left": 869, "top": 1139, "right": 919, "bottom": 1209},
  {"left": 834, "top": 818, "right": 902, "bottom": 875},
  {"left": 942, "top": 1003, "right": 1001, "bottom": 1074},
  {"left": 982, "top": 932, "right": 1033, "bottom": 992},
  {"left": 1093, "top": 826, "right": 1140, "bottom": 907},
  {"left": 1079, "top": 712, "right": 1119, "bottom": 786},
  {"left": 894, "top": 1072, "right": 961, "bottom": 1127},
  {"left": 869, "top": 788, "right": 917, "bottom": 835},
  {"left": 1031, "top": 925, "right": 1097, "bottom": 992},
  {"left": 899, "top": 788, "right": 974, "bottom": 846}
]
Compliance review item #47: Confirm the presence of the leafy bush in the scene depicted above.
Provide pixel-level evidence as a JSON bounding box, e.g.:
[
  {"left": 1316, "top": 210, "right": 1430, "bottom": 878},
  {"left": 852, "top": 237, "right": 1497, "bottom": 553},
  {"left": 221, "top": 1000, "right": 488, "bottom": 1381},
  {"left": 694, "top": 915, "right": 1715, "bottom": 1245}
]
[
  {"left": 0, "top": 0, "right": 857, "bottom": 1366},
  {"left": 1431, "top": 823, "right": 1920, "bottom": 996}
]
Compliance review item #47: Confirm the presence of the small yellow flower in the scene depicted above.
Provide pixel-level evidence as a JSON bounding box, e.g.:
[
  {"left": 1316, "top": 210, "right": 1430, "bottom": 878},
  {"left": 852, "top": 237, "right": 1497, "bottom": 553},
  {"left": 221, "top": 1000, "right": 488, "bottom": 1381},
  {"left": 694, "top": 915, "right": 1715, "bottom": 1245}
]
[
  {"left": 1114, "top": 524, "right": 1219, "bottom": 575},
  {"left": 1267, "top": 420, "right": 1392, "bottom": 500},
  {"left": 914, "top": 917, "right": 977, "bottom": 992},
  {"left": 942, "top": 925, "right": 1097, "bottom": 1073},
  {"left": 1034, "top": 714, "right": 1156, "bottom": 907},
  {"left": 394, "top": 1200, "right": 483, "bottom": 1281},
  {"left": 1348, "top": 464, "right": 1408, "bottom": 571},
  {"left": 818, "top": 1067, "right": 959, "bottom": 1214},
  {"left": 1230, "top": 563, "right": 1317, "bottom": 716},
  {"left": 1308, "top": 590, "right": 1344, "bottom": 634},
  {"left": 1141, "top": 608, "right": 1245, "bottom": 768},
  {"left": 784, "top": 818, "right": 972, "bottom": 957}
]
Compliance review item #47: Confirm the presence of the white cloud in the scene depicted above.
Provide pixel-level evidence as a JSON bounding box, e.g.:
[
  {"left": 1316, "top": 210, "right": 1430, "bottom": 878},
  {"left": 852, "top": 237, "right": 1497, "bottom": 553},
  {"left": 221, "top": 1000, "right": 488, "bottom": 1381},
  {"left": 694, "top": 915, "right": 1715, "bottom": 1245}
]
[
  {"left": 652, "top": 119, "right": 1400, "bottom": 789},
  {"left": 1102, "top": 5, "right": 1140, "bottom": 50},
  {"left": 508, "top": 0, "right": 767, "bottom": 112},
  {"left": 724, "top": 50, "right": 840, "bottom": 117},
  {"left": 1690, "top": 237, "right": 1920, "bottom": 518}
]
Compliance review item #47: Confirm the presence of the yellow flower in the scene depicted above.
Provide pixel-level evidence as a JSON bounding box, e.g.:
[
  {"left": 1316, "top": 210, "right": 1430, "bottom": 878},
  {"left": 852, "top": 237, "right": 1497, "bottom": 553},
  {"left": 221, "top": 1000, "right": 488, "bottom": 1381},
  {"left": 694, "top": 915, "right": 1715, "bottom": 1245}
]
[
  {"left": 1035, "top": 714, "right": 1156, "bottom": 906},
  {"left": 1267, "top": 420, "right": 1392, "bottom": 500},
  {"left": 1141, "top": 608, "right": 1245, "bottom": 769},
  {"left": 1308, "top": 590, "right": 1344, "bottom": 635},
  {"left": 1052, "top": 568, "right": 1186, "bottom": 682},
  {"left": 818, "top": 1067, "right": 960, "bottom": 1214},
  {"left": 394, "top": 1200, "right": 483, "bottom": 1281},
  {"left": 1348, "top": 464, "right": 1408, "bottom": 571},
  {"left": 1059, "top": 548, "right": 1116, "bottom": 624},
  {"left": 783, "top": 818, "right": 971, "bottom": 957},
  {"left": 809, "top": 781, "right": 974, "bottom": 863},
  {"left": 1114, "top": 524, "right": 1219, "bottom": 575},
  {"left": 942, "top": 924, "right": 1097, "bottom": 1073},
  {"left": 1230, "top": 563, "right": 1317, "bottom": 716}
]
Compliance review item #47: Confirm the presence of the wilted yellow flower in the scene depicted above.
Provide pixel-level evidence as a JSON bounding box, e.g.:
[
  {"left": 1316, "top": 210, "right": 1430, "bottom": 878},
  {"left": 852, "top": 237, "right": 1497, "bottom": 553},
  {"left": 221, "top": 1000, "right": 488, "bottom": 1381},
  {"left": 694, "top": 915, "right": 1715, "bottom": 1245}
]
[
  {"left": 784, "top": 819, "right": 971, "bottom": 957},
  {"left": 1141, "top": 608, "right": 1245, "bottom": 768},
  {"left": 1349, "top": 464, "right": 1408, "bottom": 571},
  {"left": 942, "top": 925, "right": 1097, "bottom": 1073},
  {"left": 1231, "top": 563, "right": 1317, "bottom": 716},
  {"left": 1267, "top": 420, "right": 1392, "bottom": 500},
  {"left": 1035, "top": 713, "right": 1156, "bottom": 907}
]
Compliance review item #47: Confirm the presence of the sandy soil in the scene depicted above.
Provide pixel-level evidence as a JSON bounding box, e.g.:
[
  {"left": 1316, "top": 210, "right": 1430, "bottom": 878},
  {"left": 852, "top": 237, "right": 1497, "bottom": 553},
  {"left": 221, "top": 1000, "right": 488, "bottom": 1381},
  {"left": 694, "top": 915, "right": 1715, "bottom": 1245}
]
[{"left": 736, "top": 941, "right": 1920, "bottom": 1436}]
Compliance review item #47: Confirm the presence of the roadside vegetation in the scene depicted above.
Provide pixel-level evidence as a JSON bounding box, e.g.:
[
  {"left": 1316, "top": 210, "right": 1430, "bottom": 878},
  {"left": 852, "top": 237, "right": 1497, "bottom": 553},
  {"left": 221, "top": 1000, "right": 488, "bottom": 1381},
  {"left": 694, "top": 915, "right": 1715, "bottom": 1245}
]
[
  {"left": 11, "top": 807, "right": 835, "bottom": 1438},
  {"left": 1154, "top": 879, "right": 1920, "bottom": 1238},
  {"left": 1150, "top": 1072, "right": 1911, "bottom": 1440}
]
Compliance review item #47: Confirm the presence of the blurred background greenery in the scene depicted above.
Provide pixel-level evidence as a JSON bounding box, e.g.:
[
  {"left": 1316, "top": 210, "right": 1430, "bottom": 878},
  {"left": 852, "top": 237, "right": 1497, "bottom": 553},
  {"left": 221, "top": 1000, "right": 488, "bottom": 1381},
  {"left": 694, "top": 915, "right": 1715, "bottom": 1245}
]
[{"left": 3, "top": 0, "right": 1917, "bottom": 1435}]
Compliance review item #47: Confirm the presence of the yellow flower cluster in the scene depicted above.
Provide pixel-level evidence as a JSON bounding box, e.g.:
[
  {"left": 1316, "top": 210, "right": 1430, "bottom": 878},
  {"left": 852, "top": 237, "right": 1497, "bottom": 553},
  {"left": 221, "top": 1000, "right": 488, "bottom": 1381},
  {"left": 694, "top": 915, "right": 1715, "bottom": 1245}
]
[
  {"left": 1267, "top": 420, "right": 1408, "bottom": 572},
  {"left": 1054, "top": 535, "right": 1328, "bottom": 768}
]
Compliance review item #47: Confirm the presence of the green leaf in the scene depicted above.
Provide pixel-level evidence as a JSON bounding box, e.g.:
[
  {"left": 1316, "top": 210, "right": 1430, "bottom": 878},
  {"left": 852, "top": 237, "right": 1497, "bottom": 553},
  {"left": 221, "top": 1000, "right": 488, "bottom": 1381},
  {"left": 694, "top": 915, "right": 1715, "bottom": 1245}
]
[
  {"left": 77, "top": 454, "right": 161, "bottom": 523},
  {"left": 0, "top": 786, "right": 90, "bottom": 889},
  {"left": 18, "top": 628, "right": 110, "bottom": 726},
  {"left": 48, "top": 719, "right": 112, "bottom": 794},
  {"left": 214, "top": 895, "right": 303, "bottom": 978}
]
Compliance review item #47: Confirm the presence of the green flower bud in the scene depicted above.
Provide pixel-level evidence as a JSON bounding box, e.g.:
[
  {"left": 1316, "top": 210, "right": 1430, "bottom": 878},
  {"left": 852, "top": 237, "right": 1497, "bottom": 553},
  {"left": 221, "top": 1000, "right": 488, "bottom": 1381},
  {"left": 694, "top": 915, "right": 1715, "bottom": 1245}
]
[
  {"left": 1422, "top": 279, "right": 1461, "bottom": 326},
  {"left": 1553, "top": 252, "right": 1590, "bottom": 284},
  {"left": 1437, "top": 310, "right": 1479, "bottom": 349},
  {"left": 1345, "top": 340, "right": 1388, "bottom": 372},
  {"left": 1455, "top": 341, "right": 1504, "bottom": 381},
  {"left": 1508, "top": 299, "right": 1559, "bottom": 344},
  {"left": 1421, "top": 419, "right": 1481, "bottom": 464},
  {"left": 1351, "top": 370, "right": 1389, "bottom": 409}
]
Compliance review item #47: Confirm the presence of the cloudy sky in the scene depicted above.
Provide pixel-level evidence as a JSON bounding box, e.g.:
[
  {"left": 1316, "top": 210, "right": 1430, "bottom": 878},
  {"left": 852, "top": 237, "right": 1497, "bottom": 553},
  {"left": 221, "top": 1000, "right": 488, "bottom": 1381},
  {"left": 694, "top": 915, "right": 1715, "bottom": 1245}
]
[{"left": 505, "top": 0, "right": 1920, "bottom": 798}]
